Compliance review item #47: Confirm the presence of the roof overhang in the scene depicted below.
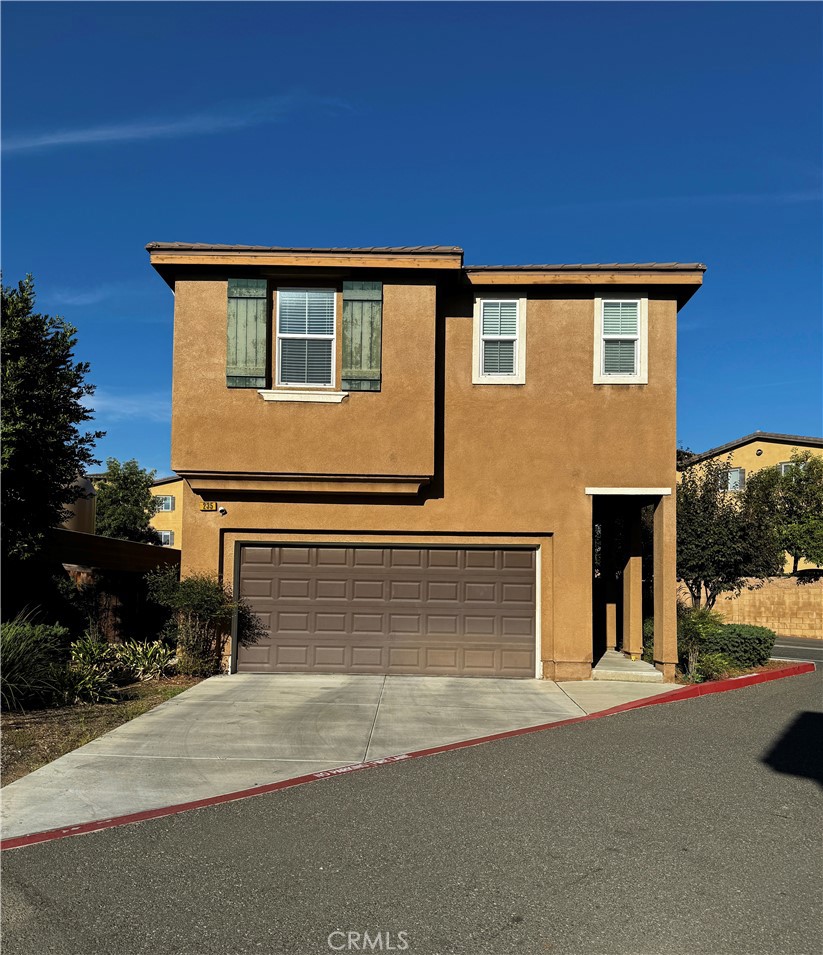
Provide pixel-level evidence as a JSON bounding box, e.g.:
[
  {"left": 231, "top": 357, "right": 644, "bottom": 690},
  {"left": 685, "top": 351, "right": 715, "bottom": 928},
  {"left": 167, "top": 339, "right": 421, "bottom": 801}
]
[{"left": 148, "top": 243, "right": 464, "bottom": 287}]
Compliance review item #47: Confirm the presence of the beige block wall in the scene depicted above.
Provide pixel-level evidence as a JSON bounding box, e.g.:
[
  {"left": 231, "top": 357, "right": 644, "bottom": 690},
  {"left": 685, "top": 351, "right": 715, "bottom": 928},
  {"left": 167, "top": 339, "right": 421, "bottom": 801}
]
[{"left": 716, "top": 577, "right": 823, "bottom": 639}]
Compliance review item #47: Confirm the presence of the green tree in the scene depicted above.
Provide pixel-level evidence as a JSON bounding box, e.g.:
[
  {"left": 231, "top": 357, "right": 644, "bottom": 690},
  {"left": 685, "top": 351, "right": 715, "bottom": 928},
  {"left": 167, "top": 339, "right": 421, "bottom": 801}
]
[
  {"left": 1, "top": 275, "right": 104, "bottom": 563},
  {"left": 677, "top": 457, "right": 783, "bottom": 608},
  {"left": 745, "top": 450, "right": 823, "bottom": 573},
  {"left": 95, "top": 458, "right": 162, "bottom": 544}
]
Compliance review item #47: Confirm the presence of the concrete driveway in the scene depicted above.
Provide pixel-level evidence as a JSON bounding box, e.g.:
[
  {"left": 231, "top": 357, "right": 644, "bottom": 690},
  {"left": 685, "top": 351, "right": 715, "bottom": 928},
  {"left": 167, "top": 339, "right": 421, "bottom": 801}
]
[{"left": 1, "top": 673, "right": 677, "bottom": 840}]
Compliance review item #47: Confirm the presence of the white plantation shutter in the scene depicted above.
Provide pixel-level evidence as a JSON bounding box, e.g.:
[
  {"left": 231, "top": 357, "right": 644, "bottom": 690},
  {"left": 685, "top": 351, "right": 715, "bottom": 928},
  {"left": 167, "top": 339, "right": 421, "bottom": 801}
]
[
  {"left": 480, "top": 300, "right": 518, "bottom": 375},
  {"left": 601, "top": 300, "right": 639, "bottom": 377},
  {"left": 277, "top": 289, "right": 335, "bottom": 385}
]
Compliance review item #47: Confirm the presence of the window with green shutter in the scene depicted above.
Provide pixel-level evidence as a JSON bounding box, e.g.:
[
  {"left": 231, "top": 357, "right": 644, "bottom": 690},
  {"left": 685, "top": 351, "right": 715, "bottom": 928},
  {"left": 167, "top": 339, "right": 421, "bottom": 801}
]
[
  {"left": 226, "top": 278, "right": 268, "bottom": 388},
  {"left": 277, "top": 288, "right": 336, "bottom": 386},
  {"left": 342, "top": 281, "right": 382, "bottom": 391}
]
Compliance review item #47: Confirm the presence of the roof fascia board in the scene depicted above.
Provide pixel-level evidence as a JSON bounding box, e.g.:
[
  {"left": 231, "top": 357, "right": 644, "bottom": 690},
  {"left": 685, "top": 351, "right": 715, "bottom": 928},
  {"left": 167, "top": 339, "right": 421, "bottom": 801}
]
[{"left": 150, "top": 251, "right": 463, "bottom": 270}]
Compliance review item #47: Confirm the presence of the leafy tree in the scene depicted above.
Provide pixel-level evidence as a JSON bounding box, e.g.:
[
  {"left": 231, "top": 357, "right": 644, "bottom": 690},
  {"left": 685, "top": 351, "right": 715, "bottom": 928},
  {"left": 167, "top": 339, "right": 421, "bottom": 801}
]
[
  {"left": 95, "top": 458, "right": 162, "bottom": 544},
  {"left": 677, "top": 457, "right": 783, "bottom": 608},
  {"left": 1, "top": 275, "right": 104, "bottom": 563},
  {"left": 745, "top": 450, "right": 823, "bottom": 573}
]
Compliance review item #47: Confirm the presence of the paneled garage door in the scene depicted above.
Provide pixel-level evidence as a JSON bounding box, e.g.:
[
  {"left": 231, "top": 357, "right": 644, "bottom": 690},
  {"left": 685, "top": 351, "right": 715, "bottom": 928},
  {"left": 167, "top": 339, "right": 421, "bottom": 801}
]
[{"left": 236, "top": 545, "right": 536, "bottom": 677}]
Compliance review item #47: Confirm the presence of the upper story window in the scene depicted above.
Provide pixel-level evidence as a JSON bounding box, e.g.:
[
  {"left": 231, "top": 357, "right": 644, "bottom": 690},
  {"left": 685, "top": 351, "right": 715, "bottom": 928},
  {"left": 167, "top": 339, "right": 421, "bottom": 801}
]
[
  {"left": 277, "top": 289, "right": 336, "bottom": 387},
  {"left": 719, "top": 467, "right": 746, "bottom": 491},
  {"left": 159, "top": 530, "right": 175, "bottom": 546},
  {"left": 472, "top": 297, "right": 527, "bottom": 385},
  {"left": 593, "top": 298, "right": 649, "bottom": 385},
  {"left": 155, "top": 495, "right": 175, "bottom": 512},
  {"left": 779, "top": 460, "right": 806, "bottom": 475}
]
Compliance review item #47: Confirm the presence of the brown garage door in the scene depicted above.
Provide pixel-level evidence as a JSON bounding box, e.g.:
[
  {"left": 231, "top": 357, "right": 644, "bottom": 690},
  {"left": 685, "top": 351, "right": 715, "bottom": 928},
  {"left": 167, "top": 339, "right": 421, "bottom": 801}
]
[{"left": 236, "top": 545, "right": 536, "bottom": 677}]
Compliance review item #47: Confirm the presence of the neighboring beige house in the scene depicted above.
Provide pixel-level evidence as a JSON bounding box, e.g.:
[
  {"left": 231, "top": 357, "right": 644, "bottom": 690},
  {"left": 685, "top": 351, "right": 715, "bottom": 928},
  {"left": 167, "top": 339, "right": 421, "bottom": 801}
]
[
  {"left": 148, "top": 242, "right": 705, "bottom": 680},
  {"left": 149, "top": 475, "right": 184, "bottom": 549},
  {"left": 680, "top": 431, "right": 823, "bottom": 571},
  {"left": 681, "top": 431, "right": 823, "bottom": 493}
]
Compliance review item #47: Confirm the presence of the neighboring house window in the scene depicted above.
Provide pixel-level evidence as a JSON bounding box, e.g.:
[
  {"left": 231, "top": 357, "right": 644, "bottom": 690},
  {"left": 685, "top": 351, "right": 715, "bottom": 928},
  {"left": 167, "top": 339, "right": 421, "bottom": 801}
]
[
  {"left": 155, "top": 495, "right": 175, "bottom": 512},
  {"left": 779, "top": 460, "right": 805, "bottom": 475},
  {"left": 720, "top": 467, "right": 746, "bottom": 491},
  {"left": 159, "top": 530, "right": 174, "bottom": 546},
  {"left": 277, "top": 289, "right": 335, "bottom": 387},
  {"left": 593, "top": 298, "right": 649, "bottom": 385},
  {"left": 472, "top": 298, "right": 527, "bottom": 385}
]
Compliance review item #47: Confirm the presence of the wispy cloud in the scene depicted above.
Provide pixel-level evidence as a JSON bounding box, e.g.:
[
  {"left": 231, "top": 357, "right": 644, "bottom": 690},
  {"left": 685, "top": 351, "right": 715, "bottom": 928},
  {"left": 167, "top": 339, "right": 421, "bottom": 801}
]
[
  {"left": 3, "top": 92, "right": 351, "bottom": 154},
  {"left": 89, "top": 390, "right": 171, "bottom": 424},
  {"left": 45, "top": 282, "right": 134, "bottom": 308}
]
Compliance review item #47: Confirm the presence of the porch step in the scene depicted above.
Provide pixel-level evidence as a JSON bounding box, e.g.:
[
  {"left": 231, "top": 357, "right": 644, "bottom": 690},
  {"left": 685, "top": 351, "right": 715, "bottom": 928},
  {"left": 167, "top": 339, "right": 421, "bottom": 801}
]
[{"left": 592, "top": 650, "right": 664, "bottom": 683}]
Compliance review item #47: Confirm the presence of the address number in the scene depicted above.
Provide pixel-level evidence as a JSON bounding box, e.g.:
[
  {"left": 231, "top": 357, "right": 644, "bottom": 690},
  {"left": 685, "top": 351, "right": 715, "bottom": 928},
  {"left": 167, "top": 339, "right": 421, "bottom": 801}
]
[{"left": 200, "top": 501, "right": 217, "bottom": 512}]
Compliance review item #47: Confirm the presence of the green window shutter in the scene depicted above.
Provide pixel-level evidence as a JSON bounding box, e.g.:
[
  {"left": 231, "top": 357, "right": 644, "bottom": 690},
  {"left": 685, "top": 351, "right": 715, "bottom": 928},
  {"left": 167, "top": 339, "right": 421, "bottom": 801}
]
[
  {"left": 342, "top": 281, "right": 382, "bottom": 391},
  {"left": 227, "top": 278, "right": 268, "bottom": 388}
]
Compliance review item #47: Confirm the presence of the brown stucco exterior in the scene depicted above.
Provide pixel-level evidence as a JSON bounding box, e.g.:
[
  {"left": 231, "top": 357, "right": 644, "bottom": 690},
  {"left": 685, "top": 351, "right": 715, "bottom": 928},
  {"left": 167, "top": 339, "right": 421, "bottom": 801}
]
[{"left": 151, "top": 245, "right": 703, "bottom": 680}]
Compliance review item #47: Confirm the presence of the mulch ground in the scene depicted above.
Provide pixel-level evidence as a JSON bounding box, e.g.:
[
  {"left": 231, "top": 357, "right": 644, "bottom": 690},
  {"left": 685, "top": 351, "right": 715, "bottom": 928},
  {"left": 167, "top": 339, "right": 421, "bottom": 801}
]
[{"left": 1, "top": 676, "right": 201, "bottom": 786}]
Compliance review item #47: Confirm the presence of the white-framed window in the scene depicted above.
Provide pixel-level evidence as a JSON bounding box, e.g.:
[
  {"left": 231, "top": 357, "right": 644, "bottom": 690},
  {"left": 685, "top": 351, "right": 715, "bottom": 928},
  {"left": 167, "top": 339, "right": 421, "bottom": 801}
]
[
  {"left": 159, "top": 530, "right": 175, "bottom": 546},
  {"left": 472, "top": 297, "right": 527, "bottom": 385},
  {"left": 779, "top": 460, "right": 806, "bottom": 475},
  {"left": 155, "top": 495, "right": 174, "bottom": 512},
  {"left": 720, "top": 467, "right": 746, "bottom": 491},
  {"left": 277, "top": 288, "right": 336, "bottom": 387},
  {"left": 593, "top": 298, "right": 648, "bottom": 384}
]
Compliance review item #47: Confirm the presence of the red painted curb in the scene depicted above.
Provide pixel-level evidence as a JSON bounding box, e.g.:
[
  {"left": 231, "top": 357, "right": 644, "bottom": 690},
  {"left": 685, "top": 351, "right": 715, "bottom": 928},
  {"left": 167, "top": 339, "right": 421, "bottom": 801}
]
[{"left": 2, "top": 661, "right": 814, "bottom": 852}]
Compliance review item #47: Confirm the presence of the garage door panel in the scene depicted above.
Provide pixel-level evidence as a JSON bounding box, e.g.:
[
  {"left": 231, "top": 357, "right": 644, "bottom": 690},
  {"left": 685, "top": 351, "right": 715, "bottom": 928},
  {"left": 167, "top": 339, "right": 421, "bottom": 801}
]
[{"left": 237, "top": 545, "right": 536, "bottom": 677}]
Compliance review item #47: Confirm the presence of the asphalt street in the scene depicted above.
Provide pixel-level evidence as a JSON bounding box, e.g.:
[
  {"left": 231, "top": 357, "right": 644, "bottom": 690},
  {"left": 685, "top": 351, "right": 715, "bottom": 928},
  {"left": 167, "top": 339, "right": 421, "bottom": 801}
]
[
  {"left": 771, "top": 637, "right": 823, "bottom": 664},
  {"left": 3, "top": 670, "right": 821, "bottom": 955}
]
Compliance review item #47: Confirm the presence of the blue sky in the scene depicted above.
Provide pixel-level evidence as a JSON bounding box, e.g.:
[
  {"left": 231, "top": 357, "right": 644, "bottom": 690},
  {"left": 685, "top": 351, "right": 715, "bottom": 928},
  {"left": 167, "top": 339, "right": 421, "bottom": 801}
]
[{"left": 3, "top": 1, "right": 821, "bottom": 475}]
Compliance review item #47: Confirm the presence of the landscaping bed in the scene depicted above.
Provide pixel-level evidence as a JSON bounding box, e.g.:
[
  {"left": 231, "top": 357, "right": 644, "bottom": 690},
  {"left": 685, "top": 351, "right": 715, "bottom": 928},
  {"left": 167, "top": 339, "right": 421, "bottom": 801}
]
[{"left": 1, "top": 676, "right": 200, "bottom": 786}]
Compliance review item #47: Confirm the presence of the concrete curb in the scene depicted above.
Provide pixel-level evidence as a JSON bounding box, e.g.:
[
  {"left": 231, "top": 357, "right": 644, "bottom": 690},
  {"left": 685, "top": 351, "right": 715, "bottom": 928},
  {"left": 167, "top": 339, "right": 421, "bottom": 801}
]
[{"left": 2, "top": 661, "right": 814, "bottom": 852}]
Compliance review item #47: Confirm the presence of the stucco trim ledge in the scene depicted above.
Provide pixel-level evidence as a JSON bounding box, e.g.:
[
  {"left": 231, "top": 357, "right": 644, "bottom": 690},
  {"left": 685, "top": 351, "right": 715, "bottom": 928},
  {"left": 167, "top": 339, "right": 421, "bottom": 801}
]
[
  {"left": 585, "top": 487, "right": 672, "bottom": 496},
  {"left": 258, "top": 390, "right": 349, "bottom": 404}
]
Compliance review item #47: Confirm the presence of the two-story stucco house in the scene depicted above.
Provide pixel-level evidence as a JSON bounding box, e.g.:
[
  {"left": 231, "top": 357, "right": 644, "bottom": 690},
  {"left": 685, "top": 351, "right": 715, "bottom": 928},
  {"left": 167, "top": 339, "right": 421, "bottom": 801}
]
[{"left": 148, "top": 243, "right": 704, "bottom": 681}]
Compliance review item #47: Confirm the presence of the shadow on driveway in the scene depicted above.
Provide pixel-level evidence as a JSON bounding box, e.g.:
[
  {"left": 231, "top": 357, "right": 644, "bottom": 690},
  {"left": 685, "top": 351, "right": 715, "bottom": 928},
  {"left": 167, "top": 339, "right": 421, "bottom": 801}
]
[{"left": 762, "top": 710, "right": 823, "bottom": 787}]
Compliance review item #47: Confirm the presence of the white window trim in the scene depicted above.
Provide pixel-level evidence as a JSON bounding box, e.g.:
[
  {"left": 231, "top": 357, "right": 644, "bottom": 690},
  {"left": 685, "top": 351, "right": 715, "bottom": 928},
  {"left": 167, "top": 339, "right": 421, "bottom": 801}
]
[
  {"left": 276, "top": 288, "right": 337, "bottom": 389},
  {"left": 155, "top": 495, "right": 174, "bottom": 512},
  {"left": 593, "top": 297, "right": 648, "bottom": 385},
  {"left": 723, "top": 467, "right": 745, "bottom": 492},
  {"left": 159, "top": 530, "right": 174, "bottom": 546},
  {"left": 472, "top": 296, "right": 527, "bottom": 385}
]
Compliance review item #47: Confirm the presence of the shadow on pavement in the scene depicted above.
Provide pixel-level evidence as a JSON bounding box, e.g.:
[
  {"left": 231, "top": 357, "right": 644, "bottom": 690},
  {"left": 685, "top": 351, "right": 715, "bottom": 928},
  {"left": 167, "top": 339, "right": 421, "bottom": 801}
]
[{"left": 762, "top": 711, "right": 823, "bottom": 787}]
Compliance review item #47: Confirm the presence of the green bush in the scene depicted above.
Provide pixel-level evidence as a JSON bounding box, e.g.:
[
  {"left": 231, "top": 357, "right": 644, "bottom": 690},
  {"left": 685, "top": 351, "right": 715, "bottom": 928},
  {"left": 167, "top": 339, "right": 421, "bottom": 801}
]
[
  {"left": 695, "top": 652, "right": 738, "bottom": 682},
  {"left": 703, "top": 623, "right": 776, "bottom": 669},
  {"left": 147, "top": 568, "right": 265, "bottom": 676},
  {"left": 116, "top": 640, "right": 176, "bottom": 681},
  {"left": 70, "top": 631, "right": 133, "bottom": 686},
  {"left": 0, "top": 617, "right": 69, "bottom": 711},
  {"left": 677, "top": 606, "right": 726, "bottom": 678},
  {"left": 51, "top": 662, "right": 117, "bottom": 705}
]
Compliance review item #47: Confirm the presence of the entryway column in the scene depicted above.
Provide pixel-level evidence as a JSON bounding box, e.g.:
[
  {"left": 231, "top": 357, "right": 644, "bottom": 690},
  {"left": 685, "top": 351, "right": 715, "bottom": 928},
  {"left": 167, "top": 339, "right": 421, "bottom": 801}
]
[
  {"left": 653, "top": 493, "right": 678, "bottom": 680},
  {"left": 622, "top": 506, "right": 643, "bottom": 661}
]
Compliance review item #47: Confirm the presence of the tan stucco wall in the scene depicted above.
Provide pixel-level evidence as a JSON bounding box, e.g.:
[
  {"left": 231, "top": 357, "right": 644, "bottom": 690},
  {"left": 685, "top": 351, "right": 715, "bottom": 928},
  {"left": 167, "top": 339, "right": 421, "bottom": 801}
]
[
  {"left": 170, "top": 277, "right": 681, "bottom": 679},
  {"left": 716, "top": 577, "right": 823, "bottom": 639},
  {"left": 171, "top": 280, "right": 435, "bottom": 478},
  {"left": 150, "top": 479, "right": 184, "bottom": 548}
]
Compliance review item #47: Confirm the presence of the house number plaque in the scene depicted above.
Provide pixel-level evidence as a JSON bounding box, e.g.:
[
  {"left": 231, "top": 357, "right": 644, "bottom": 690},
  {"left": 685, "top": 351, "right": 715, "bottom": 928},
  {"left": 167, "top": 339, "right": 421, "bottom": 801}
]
[{"left": 200, "top": 501, "right": 217, "bottom": 512}]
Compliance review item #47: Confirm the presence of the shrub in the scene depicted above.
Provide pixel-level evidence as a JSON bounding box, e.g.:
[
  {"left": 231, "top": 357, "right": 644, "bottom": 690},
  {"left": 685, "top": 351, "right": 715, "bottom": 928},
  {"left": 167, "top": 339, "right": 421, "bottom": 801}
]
[
  {"left": 70, "top": 631, "right": 133, "bottom": 686},
  {"left": 147, "top": 568, "right": 265, "bottom": 676},
  {"left": 51, "top": 661, "right": 117, "bottom": 705},
  {"left": 642, "top": 617, "right": 655, "bottom": 664},
  {"left": 116, "top": 640, "right": 176, "bottom": 681},
  {"left": 695, "top": 652, "right": 738, "bottom": 682},
  {"left": 703, "top": 623, "right": 776, "bottom": 669},
  {"left": 677, "top": 606, "right": 725, "bottom": 678},
  {"left": 0, "top": 617, "right": 69, "bottom": 711}
]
